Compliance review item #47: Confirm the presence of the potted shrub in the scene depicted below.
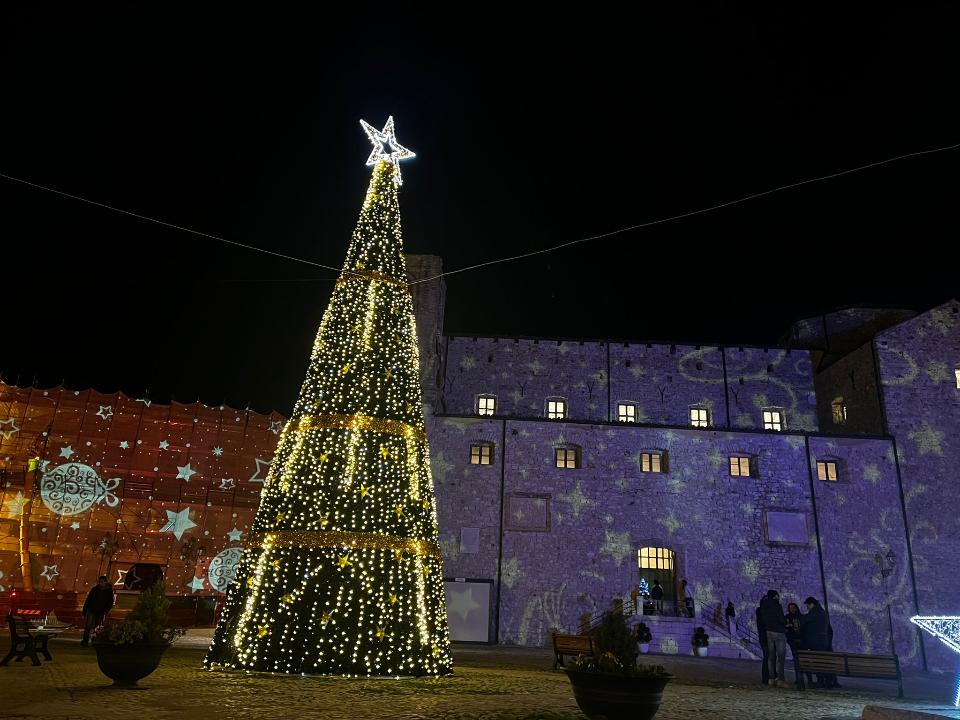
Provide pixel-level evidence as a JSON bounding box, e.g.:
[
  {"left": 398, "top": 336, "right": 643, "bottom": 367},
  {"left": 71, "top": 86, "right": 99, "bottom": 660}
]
[
  {"left": 636, "top": 622, "right": 652, "bottom": 654},
  {"left": 565, "top": 611, "right": 673, "bottom": 720},
  {"left": 691, "top": 626, "right": 710, "bottom": 657},
  {"left": 93, "top": 581, "right": 184, "bottom": 687}
]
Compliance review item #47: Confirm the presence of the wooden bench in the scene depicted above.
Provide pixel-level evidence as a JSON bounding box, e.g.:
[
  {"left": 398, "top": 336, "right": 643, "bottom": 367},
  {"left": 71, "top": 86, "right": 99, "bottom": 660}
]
[
  {"left": 552, "top": 633, "right": 596, "bottom": 670},
  {"left": 1, "top": 615, "right": 41, "bottom": 667},
  {"left": 796, "top": 650, "right": 902, "bottom": 697}
]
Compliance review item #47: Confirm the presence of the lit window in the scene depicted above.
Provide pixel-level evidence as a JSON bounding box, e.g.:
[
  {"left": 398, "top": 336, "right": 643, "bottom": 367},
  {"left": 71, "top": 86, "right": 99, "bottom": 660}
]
[
  {"left": 555, "top": 446, "right": 580, "bottom": 469},
  {"left": 831, "top": 398, "right": 847, "bottom": 425},
  {"left": 690, "top": 407, "right": 709, "bottom": 428},
  {"left": 477, "top": 395, "right": 496, "bottom": 416},
  {"left": 729, "top": 456, "right": 751, "bottom": 477},
  {"left": 817, "top": 460, "right": 839, "bottom": 482},
  {"left": 640, "top": 452, "right": 663, "bottom": 473},
  {"left": 617, "top": 402, "right": 637, "bottom": 423},
  {"left": 762, "top": 408, "right": 785, "bottom": 431},
  {"left": 955, "top": 368, "right": 960, "bottom": 388},
  {"left": 546, "top": 398, "right": 567, "bottom": 420},
  {"left": 639, "top": 547, "right": 674, "bottom": 570},
  {"left": 470, "top": 443, "right": 494, "bottom": 465}
]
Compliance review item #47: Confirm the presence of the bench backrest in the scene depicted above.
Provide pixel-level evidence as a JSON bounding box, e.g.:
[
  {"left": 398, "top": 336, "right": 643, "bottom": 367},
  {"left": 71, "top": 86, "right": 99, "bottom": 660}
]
[
  {"left": 797, "top": 651, "right": 899, "bottom": 679},
  {"left": 7, "top": 614, "right": 33, "bottom": 639},
  {"left": 553, "top": 634, "right": 594, "bottom": 655}
]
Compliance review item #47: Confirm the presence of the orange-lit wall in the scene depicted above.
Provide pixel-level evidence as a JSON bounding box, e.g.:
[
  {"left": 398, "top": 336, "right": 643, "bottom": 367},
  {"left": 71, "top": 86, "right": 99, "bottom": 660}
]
[{"left": 0, "top": 383, "right": 282, "bottom": 605}]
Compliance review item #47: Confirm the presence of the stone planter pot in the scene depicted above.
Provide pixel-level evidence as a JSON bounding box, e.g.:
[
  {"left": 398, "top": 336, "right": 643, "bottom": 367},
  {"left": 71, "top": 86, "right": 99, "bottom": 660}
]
[
  {"left": 565, "top": 668, "right": 672, "bottom": 720},
  {"left": 94, "top": 641, "right": 170, "bottom": 686},
  {"left": 638, "top": 643, "right": 650, "bottom": 654},
  {"left": 693, "top": 645, "right": 709, "bottom": 657}
]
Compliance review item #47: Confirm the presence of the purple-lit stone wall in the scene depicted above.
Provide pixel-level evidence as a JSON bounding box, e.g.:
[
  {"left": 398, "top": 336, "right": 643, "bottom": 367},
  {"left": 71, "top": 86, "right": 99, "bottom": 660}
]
[
  {"left": 608, "top": 344, "right": 726, "bottom": 426},
  {"left": 442, "top": 337, "right": 818, "bottom": 433},
  {"left": 808, "top": 436, "right": 921, "bottom": 666},
  {"left": 876, "top": 299, "right": 960, "bottom": 671},
  {"left": 723, "top": 347, "right": 818, "bottom": 432},
  {"left": 442, "top": 338, "right": 608, "bottom": 421}
]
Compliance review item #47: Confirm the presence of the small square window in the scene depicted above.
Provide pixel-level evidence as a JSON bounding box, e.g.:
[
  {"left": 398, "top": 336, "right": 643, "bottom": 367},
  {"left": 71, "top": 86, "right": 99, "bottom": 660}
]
[
  {"left": 762, "top": 408, "right": 785, "bottom": 431},
  {"left": 617, "top": 403, "right": 637, "bottom": 423},
  {"left": 477, "top": 395, "right": 496, "bottom": 416},
  {"left": 555, "top": 447, "right": 580, "bottom": 469},
  {"left": 831, "top": 399, "right": 847, "bottom": 425},
  {"left": 470, "top": 443, "right": 493, "bottom": 465},
  {"left": 729, "top": 456, "right": 751, "bottom": 477},
  {"left": 640, "top": 452, "right": 663, "bottom": 473},
  {"left": 547, "top": 398, "right": 567, "bottom": 420},
  {"left": 690, "top": 407, "right": 709, "bottom": 428},
  {"left": 816, "top": 460, "right": 838, "bottom": 482}
]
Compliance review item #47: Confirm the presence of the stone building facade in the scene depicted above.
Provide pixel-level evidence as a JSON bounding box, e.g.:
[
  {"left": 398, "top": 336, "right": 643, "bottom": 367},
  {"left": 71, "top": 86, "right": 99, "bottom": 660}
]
[{"left": 410, "top": 257, "right": 958, "bottom": 671}]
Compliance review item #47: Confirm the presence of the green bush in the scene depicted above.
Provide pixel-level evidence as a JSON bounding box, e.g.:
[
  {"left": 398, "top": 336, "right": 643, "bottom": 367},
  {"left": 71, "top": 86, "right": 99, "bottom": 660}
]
[
  {"left": 101, "top": 581, "right": 185, "bottom": 644},
  {"left": 573, "top": 612, "right": 668, "bottom": 677}
]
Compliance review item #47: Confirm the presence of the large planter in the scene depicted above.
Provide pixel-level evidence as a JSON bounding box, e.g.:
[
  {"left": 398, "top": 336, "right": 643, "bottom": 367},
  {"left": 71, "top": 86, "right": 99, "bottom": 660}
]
[
  {"left": 638, "top": 642, "right": 650, "bottom": 654},
  {"left": 565, "top": 668, "right": 673, "bottom": 720},
  {"left": 693, "top": 645, "right": 708, "bottom": 657},
  {"left": 94, "top": 641, "right": 170, "bottom": 687}
]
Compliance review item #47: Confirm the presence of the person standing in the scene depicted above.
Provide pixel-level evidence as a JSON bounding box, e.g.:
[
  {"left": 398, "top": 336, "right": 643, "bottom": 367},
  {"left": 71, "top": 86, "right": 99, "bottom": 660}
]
[
  {"left": 784, "top": 602, "right": 804, "bottom": 688},
  {"left": 756, "top": 597, "right": 769, "bottom": 685},
  {"left": 760, "top": 589, "right": 788, "bottom": 687},
  {"left": 81, "top": 575, "right": 114, "bottom": 646},
  {"left": 725, "top": 600, "right": 737, "bottom": 633},
  {"left": 651, "top": 579, "right": 664, "bottom": 615},
  {"left": 800, "top": 596, "right": 831, "bottom": 687}
]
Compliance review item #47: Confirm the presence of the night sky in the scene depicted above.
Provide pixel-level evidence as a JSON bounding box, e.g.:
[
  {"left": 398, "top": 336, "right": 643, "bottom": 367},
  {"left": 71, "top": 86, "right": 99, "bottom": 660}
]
[{"left": 2, "top": 6, "right": 958, "bottom": 414}]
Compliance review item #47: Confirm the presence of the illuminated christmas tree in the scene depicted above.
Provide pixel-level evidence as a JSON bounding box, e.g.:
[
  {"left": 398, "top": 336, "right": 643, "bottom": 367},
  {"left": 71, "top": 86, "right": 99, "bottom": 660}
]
[{"left": 205, "top": 117, "right": 452, "bottom": 676}]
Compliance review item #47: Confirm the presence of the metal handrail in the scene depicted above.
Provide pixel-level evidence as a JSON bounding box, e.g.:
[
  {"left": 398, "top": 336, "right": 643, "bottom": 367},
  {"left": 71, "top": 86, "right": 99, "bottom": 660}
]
[{"left": 699, "top": 607, "right": 761, "bottom": 652}]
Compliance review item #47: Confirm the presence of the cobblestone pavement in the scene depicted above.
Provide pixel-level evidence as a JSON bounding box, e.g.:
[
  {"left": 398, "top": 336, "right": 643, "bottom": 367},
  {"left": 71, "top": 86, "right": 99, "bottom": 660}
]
[{"left": 0, "top": 640, "right": 957, "bottom": 720}]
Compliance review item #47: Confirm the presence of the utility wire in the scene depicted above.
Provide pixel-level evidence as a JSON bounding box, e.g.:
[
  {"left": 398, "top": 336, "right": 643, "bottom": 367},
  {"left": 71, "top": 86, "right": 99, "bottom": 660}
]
[{"left": 3, "top": 139, "right": 959, "bottom": 287}]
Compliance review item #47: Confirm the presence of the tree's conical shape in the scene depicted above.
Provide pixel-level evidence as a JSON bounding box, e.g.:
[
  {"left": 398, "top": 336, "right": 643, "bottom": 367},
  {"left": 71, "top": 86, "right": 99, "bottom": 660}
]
[{"left": 204, "top": 160, "right": 453, "bottom": 676}]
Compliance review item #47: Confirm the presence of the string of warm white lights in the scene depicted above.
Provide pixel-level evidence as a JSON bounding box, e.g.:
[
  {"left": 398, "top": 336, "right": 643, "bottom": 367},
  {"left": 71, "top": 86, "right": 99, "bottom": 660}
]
[
  {"left": 2, "top": 140, "right": 958, "bottom": 286},
  {"left": 203, "top": 118, "right": 452, "bottom": 677}
]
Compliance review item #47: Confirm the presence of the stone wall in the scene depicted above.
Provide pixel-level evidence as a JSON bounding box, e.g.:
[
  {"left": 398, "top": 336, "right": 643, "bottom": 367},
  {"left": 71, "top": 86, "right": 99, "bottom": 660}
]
[
  {"left": 813, "top": 342, "right": 885, "bottom": 435},
  {"left": 875, "top": 299, "right": 960, "bottom": 671}
]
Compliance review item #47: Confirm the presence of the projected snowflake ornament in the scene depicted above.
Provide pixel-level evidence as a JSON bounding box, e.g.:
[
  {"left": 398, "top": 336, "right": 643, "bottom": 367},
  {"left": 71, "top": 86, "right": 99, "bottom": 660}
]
[{"left": 360, "top": 116, "right": 415, "bottom": 185}]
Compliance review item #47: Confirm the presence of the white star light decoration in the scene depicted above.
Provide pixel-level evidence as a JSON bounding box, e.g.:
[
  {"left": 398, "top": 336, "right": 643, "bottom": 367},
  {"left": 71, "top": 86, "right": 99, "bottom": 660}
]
[
  {"left": 0, "top": 417, "right": 21, "bottom": 440},
  {"left": 160, "top": 507, "right": 197, "bottom": 540},
  {"left": 187, "top": 576, "right": 206, "bottom": 593},
  {"left": 360, "top": 116, "right": 415, "bottom": 185},
  {"left": 96, "top": 405, "right": 113, "bottom": 421},
  {"left": 226, "top": 527, "right": 243, "bottom": 542},
  {"left": 40, "top": 565, "right": 59, "bottom": 582},
  {"left": 176, "top": 463, "right": 197, "bottom": 481},
  {"left": 59, "top": 445, "right": 75, "bottom": 459}
]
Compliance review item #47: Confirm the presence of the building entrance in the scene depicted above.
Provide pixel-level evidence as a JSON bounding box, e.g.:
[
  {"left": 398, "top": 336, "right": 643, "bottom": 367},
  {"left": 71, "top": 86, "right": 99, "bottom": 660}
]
[{"left": 638, "top": 546, "right": 676, "bottom": 615}]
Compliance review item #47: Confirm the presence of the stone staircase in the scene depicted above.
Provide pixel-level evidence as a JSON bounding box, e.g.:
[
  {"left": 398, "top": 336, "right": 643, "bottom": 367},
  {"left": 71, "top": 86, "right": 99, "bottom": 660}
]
[{"left": 627, "top": 614, "right": 761, "bottom": 660}]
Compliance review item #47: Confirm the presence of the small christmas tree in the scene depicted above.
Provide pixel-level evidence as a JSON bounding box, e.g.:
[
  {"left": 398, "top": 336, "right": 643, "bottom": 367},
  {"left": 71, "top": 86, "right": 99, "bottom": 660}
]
[{"left": 204, "top": 117, "right": 452, "bottom": 676}]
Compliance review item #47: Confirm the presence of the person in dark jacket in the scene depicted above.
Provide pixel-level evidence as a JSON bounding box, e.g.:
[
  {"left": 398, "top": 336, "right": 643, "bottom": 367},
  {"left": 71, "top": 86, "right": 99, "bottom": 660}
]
[
  {"left": 784, "top": 602, "right": 806, "bottom": 688},
  {"left": 651, "top": 579, "right": 664, "bottom": 615},
  {"left": 725, "top": 600, "right": 736, "bottom": 633},
  {"left": 81, "top": 575, "right": 114, "bottom": 646},
  {"left": 756, "top": 598, "right": 769, "bottom": 685},
  {"left": 801, "top": 596, "right": 832, "bottom": 687},
  {"left": 760, "top": 590, "right": 788, "bottom": 687}
]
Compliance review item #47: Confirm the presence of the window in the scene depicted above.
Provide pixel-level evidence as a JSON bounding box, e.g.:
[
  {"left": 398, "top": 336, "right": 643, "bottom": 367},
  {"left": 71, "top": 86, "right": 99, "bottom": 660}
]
[
  {"left": 546, "top": 397, "right": 567, "bottom": 420},
  {"left": 689, "top": 407, "right": 709, "bottom": 428},
  {"left": 470, "top": 443, "right": 494, "bottom": 465},
  {"left": 817, "top": 460, "right": 839, "bottom": 482},
  {"left": 729, "top": 456, "right": 752, "bottom": 477},
  {"left": 476, "top": 395, "right": 496, "bottom": 416},
  {"left": 555, "top": 446, "right": 580, "bottom": 469},
  {"left": 617, "top": 402, "right": 637, "bottom": 423},
  {"left": 955, "top": 368, "right": 960, "bottom": 388},
  {"left": 640, "top": 451, "right": 664, "bottom": 473},
  {"left": 831, "top": 398, "right": 847, "bottom": 425},
  {"left": 762, "top": 408, "right": 785, "bottom": 431},
  {"left": 639, "top": 547, "right": 674, "bottom": 570}
]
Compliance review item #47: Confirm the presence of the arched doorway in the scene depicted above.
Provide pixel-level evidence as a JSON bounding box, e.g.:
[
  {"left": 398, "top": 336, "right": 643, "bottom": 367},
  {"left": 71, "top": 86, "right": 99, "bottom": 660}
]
[{"left": 638, "top": 546, "right": 676, "bottom": 615}]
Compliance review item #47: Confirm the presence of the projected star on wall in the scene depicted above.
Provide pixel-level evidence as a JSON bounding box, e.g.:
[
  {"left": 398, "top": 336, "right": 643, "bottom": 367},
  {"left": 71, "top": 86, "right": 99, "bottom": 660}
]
[
  {"left": 161, "top": 507, "right": 197, "bottom": 540},
  {"left": 0, "top": 417, "right": 21, "bottom": 440},
  {"left": 248, "top": 458, "right": 271, "bottom": 484},
  {"left": 187, "top": 576, "right": 206, "bottom": 593},
  {"left": 227, "top": 527, "right": 243, "bottom": 542},
  {"left": 360, "top": 116, "right": 415, "bottom": 185},
  {"left": 176, "top": 463, "right": 197, "bottom": 481},
  {"left": 446, "top": 585, "right": 481, "bottom": 623},
  {"left": 912, "top": 616, "right": 960, "bottom": 654},
  {"left": 59, "top": 445, "right": 75, "bottom": 459},
  {"left": 96, "top": 405, "right": 113, "bottom": 420},
  {"left": 40, "top": 565, "right": 59, "bottom": 581}
]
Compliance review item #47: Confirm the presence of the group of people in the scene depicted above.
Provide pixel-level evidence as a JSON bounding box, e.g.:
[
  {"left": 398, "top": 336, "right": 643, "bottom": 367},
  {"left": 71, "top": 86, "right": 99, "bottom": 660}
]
[
  {"left": 631, "top": 578, "right": 695, "bottom": 617},
  {"left": 756, "top": 590, "right": 838, "bottom": 689}
]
